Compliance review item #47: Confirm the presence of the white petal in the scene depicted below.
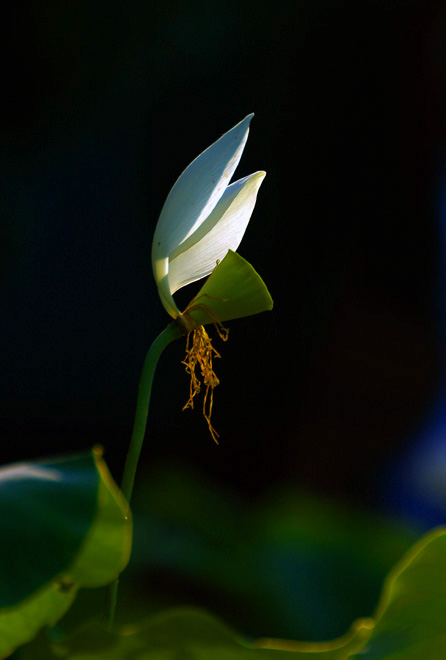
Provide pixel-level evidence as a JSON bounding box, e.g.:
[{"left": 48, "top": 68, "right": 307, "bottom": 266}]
[
  {"left": 154, "top": 256, "right": 181, "bottom": 318},
  {"left": 167, "top": 171, "right": 266, "bottom": 294},
  {"left": 152, "top": 114, "right": 253, "bottom": 268}
]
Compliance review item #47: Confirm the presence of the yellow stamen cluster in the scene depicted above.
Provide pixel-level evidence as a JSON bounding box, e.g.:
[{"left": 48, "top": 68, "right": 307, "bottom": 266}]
[{"left": 181, "top": 322, "right": 228, "bottom": 443}]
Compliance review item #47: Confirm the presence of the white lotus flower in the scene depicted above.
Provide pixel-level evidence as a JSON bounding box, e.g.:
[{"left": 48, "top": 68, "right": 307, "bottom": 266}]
[{"left": 152, "top": 114, "right": 265, "bottom": 321}]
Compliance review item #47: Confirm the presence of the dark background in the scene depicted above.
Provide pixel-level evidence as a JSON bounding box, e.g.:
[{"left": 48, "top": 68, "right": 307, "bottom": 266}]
[{"left": 2, "top": 0, "right": 446, "bottom": 642}]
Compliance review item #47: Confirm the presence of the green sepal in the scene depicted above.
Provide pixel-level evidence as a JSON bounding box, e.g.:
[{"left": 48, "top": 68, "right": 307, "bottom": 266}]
[
  {"left": 0, "top": 450, "right": 131, "bottom": 657},
  {"left": 185, "top": 250, "right": 273, "bottom": 326}
]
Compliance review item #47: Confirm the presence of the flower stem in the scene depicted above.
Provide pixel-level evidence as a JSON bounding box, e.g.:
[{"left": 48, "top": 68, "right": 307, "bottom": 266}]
[
  {"left": 103, "top": 321, "right": 182, "bottom": 630},
  {"left": 120, "top": 322, "right": 182, "bottom": 504}
]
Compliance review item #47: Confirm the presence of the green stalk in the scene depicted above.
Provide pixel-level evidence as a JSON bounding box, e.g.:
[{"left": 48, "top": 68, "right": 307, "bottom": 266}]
[{"left": 104, "top": 321, "right": 183, "bottom": 630}]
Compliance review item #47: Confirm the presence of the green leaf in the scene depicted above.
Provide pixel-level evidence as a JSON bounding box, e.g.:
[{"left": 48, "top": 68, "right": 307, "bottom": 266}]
[
  {"left": 0, "top": 450, "right": 131, "bottom": 657},
  {"left": 0, "top": 453, "right": 98, "bottom": 608},
  {"left": 351, "top": 527, "right": 446, "bottom": 659},
  {"left": 68, "top": 455, "right": 131, "bottom": 588},
  {"left": 18, "top": 609, "right": 372, "bottom": 659},
  {"left": 186, "top": 250, "right": 273, "bottom": 326},
  {"left": 0, "top": 582, "right": 78, "bottom": 660}
]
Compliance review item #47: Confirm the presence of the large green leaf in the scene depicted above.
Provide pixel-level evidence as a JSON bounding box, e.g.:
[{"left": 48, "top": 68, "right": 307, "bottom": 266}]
[
  {"left": 0, "top": 450, "right": 131, "bottom": 658},
  {"left": 352, "top": 527, "right": 446, "bottom": 659},
  {"left": 0, "top": 453, "right": 98, "bottom": 608},
  {"left": 67, "top": 455, "right": 131, "bottom": 588},
  {"left": 186, "top": 250, "right": 273, "bottom": 325},
  {"left": 0, "top": 582, "right": 78, "bottom": 660},
  {"left": 18, "top": 609, "right": 371, "bottom": 659},
  {"left": 18, "top": 527, "right": 446, "bottom": 659}
]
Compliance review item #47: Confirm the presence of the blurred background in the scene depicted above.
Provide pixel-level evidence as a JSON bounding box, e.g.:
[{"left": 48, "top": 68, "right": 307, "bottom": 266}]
[{"left": 1, "top": 0, "right": 446, "bottom": 643}]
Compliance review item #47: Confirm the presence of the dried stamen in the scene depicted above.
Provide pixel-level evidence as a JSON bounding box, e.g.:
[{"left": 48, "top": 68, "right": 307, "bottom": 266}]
[{"left": 181, "top": 322, "right": 228, "bottom": 443}]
